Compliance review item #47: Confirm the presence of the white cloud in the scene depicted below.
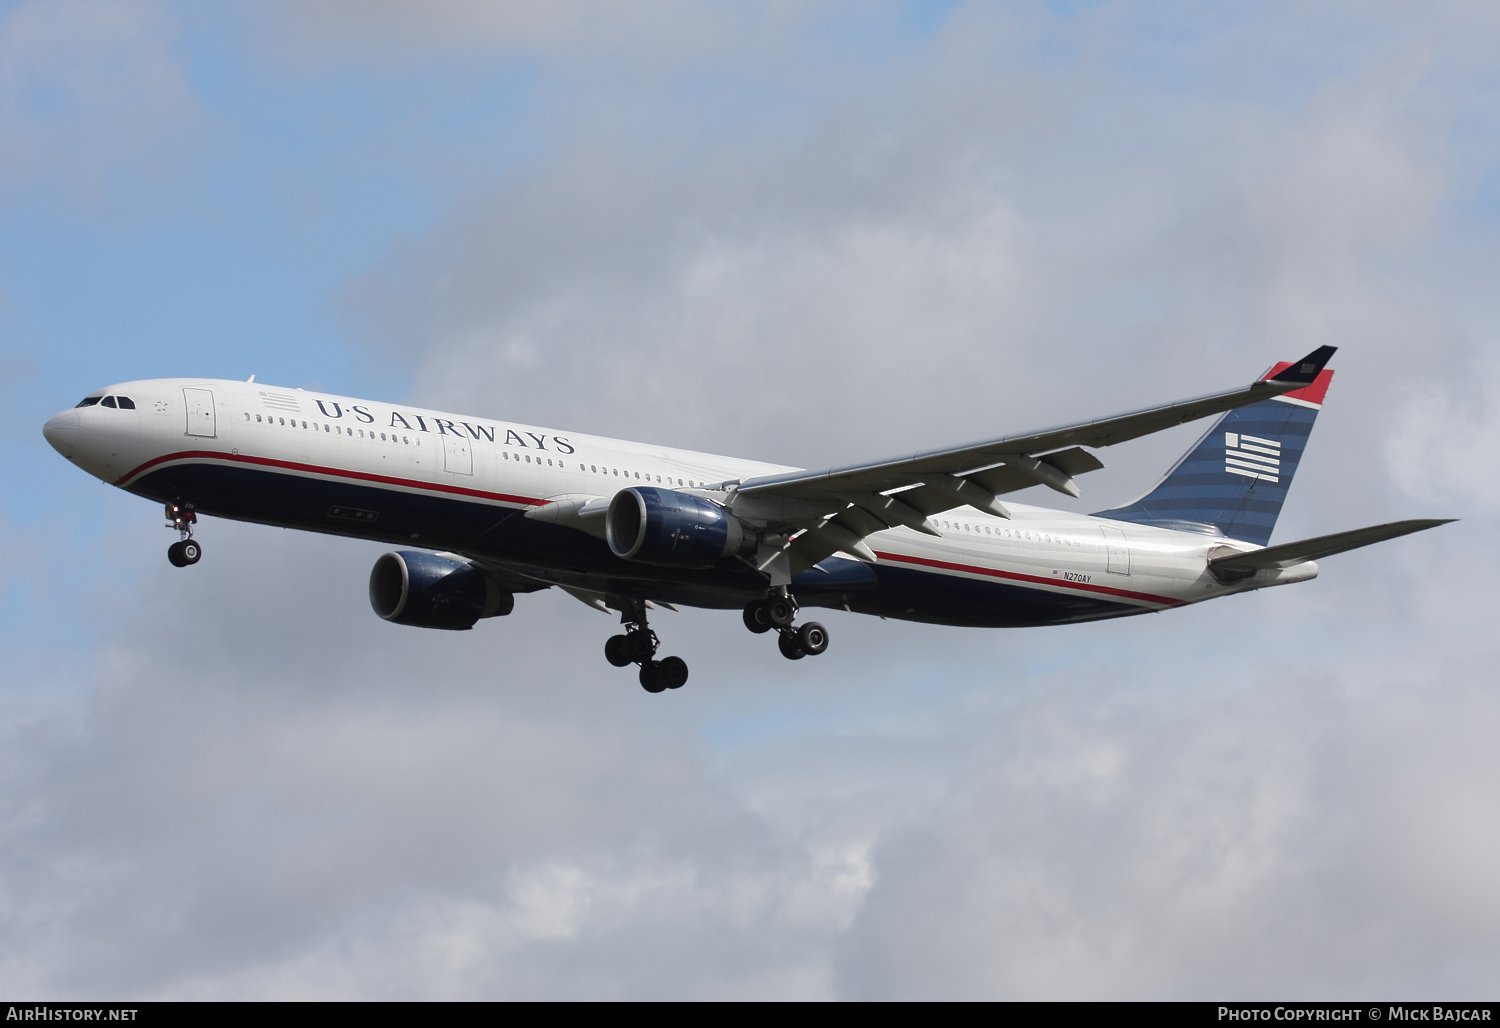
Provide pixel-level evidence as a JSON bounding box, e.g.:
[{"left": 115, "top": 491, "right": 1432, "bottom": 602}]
[
  {"left": 0, "top": 0, "right": 198, "bottom": 202},
  {"left": 255, "top": 0, "right": 778, "bottom": 71},
  {"left": 1389, "top": 357, "right": 1500, "bottom": 512}
]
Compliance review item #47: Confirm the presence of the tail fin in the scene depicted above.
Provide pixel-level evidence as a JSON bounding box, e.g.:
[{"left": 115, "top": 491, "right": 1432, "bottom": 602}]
[{"left": 1093, "top": 363, "right": 1334, "bottom": 546}]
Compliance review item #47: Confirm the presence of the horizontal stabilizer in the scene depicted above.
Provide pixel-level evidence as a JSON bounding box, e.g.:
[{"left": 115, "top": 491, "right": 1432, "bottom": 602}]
[{"left": 1210, "top": 518, "right": 1455, "bottom": 573}]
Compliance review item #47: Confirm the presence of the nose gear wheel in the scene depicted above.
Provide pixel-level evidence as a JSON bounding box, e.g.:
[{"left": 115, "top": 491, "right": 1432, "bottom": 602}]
[
  {"left": 167, "top": 539, "right": 202, "bottom": 567},
  {"left": 165, "top": 502, "right": 201, "bottom": 567}
]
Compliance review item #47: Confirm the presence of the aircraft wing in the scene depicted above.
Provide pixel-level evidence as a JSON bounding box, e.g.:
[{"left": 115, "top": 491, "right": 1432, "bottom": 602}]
[
  {"left": 1209, "top": 518, "right": 1455, "bottom": 574},
  {"left": 723, "top": 346, "right": 1338, "bottom": 577},
  {"left": 444, "top": 553, "right": 556, "bottom": 593}
]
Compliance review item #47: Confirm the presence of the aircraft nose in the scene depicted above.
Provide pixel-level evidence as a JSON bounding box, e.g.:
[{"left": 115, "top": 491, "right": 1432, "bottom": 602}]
[{"left": 43, "top": 409, "right": 79, "bottom": 459}]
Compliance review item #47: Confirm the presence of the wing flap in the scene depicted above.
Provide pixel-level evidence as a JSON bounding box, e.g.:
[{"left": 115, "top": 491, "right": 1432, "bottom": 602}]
[{"left": 832, "top": 505, "right": 891, "bottom": 539}]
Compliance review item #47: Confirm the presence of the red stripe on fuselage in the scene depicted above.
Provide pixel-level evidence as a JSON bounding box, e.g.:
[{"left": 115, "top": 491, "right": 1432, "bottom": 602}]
[
  {"left": 115, "top": 450, "right": 545, "bottom": 508},
  {"left": 873, "top": 550, "right": 1186, "bottom": 608},
  {"left": 122, "top": 452, "right": 1187, "bottom": 608}
]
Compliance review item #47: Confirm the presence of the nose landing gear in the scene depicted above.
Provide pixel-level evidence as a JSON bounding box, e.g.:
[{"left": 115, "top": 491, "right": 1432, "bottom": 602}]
[
  {"left": 744, "top": 591, "right": 829, "bottom": 661},
  {"left": 165, "top": 503, "right": 202, "bottom": 567},
  {"left": 604, "top": 600, "right": 689, "bottom": 693}
]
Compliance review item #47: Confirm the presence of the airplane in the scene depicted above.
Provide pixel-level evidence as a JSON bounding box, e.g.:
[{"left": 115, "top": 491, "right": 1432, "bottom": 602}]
[{"left": 42, "top": 346, "right": 1450, "bottom": 693}]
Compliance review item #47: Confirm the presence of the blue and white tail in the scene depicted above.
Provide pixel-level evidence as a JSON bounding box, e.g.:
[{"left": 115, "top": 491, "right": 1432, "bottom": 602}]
[{"left": 1093, "top": 362, "right": 1333, "bottom": 547}]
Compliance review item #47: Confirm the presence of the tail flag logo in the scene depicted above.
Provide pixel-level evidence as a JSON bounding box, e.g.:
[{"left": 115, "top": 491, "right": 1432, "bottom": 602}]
[{"left": 1225, "top": 432, "right": 1280, "bottom": 483}]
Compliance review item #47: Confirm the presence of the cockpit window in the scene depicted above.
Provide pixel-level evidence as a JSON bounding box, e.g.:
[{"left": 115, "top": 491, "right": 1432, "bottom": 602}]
[
  {"left": 100, "top": 396, "right": 117, "bottom": 408},
  {"left": 76, "top": 395, "right": 102, "bottom": 407},
  {"left": 115, "top": 396, "right": 135, "bottom": 409}
]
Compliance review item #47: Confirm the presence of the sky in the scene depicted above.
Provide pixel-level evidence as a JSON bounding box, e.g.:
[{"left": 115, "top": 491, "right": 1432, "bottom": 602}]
[{"left": 2, "top": 0, "right": 1498, "bottom": 1000}]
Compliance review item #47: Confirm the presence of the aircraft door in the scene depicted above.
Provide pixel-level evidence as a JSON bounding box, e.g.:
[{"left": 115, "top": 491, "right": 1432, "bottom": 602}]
[
  {"left": 183, "top": 388, "right": 216, "bottom": 438},
  {"left": 1100, "top": 525, "right": 1131, "bottom": 575},
  {"left": 442, "top": 432, "right": 473, "bottom": 475}
]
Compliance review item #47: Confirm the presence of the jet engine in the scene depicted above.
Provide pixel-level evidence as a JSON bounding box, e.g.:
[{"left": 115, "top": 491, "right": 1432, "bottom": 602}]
[
  {"left": 369, "top": 551, "right": 514, "bottom": 630},
  {"left": 606, "top": 487, "right": 749, "bottom": 568}
]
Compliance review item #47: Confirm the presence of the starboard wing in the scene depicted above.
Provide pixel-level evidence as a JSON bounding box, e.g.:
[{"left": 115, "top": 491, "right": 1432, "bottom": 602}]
[{"left": 722, "top": 347, "right": 1338, "bottom": 576}]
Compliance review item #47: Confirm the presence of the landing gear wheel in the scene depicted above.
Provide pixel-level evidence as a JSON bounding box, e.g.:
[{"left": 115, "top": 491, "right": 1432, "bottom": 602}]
[
  {"left": 604, "top": 635, "right": 632, "bottom": 667},
  {"left": 777, "top": 629, "right": 806, "bottom": 660},
  {"left": 639, "top": 661, "right": 669, "bottom": 693},
  {"left": 608, "top": 600, "right": 678, "bottom": 686},
  {"left": 796, "top": 621, "right": 828, "bottom": 656},
  {"left": 657, "top": 656, "right": 689, "bottom": 689},
  {"left": 624, "top": 630, "right": 656, "bottom": 663},
  {"left": 765, "top": 596, "right": 797, "bottom": 629},
  {"left": 742, "top": 602, "right": 772, "bottom": 634},
  {"left": 165, "top": 503, "right": 200, "bottom": 567}
]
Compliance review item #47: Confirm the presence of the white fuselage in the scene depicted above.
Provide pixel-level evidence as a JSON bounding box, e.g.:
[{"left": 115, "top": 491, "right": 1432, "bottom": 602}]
[{"left": 44, "top": 378, "right": 1314, "bottom": 627}]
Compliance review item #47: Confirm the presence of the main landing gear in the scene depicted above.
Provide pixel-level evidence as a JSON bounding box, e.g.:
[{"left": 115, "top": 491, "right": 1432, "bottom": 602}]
[
  {"left": 165, "top": 502, "right": 202, "bottom": 567},
  {"left": 604, "top": 600, "right": 689, "bottom": 694},
  {"left": 743, "top": 591, "right": 829, "bottom": 661}
]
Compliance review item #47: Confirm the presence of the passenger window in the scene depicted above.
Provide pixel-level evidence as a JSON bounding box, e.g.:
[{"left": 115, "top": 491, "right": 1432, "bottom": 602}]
[
  {"left": 243, "top": 412, "right": 250, "bottom": 420},
  {"left": 380, "top": 433, "right": 386, "bottom": 441},
  {"left": 590, "top": 465, "right": 597, "bottom": 473},
  {"left": 116, "top": 397, "right": 136, "bottom": 409},
  {"left": 525, "top": 455, "right": 531, "bottom": 463},
  {"left": 76, "top": 396, "right": 102, "bottom": 407},
  {"left": 256, "top": 414, "right": 262, "bottom": 422},
  {"left": 101, "top": 396, "right": 117, "bottom": 408},
  {"left": 324, "top": 425, "right": 330, "bottom": 432}
]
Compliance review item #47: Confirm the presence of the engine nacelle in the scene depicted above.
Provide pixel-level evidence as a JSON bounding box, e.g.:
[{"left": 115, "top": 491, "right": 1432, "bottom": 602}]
[
  {"left": 369, "top": 551, "right": 514, "bottom": 630},
  {"left": 606, "top": 487, "right": 747, "bottom": 568}
]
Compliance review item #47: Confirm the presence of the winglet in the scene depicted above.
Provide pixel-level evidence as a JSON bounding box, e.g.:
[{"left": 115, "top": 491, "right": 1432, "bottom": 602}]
[{"left": 1260, "top": 345, "right": 1337, "bottom": 387}]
